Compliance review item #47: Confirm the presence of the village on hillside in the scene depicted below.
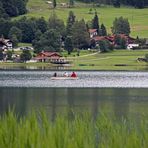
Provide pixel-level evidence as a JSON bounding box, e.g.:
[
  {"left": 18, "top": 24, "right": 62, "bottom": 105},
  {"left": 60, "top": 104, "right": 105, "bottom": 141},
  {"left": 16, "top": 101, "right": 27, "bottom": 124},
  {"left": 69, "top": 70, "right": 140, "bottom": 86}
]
[{"left": 0, "top": 30, "right": 148, "bottom": 64}]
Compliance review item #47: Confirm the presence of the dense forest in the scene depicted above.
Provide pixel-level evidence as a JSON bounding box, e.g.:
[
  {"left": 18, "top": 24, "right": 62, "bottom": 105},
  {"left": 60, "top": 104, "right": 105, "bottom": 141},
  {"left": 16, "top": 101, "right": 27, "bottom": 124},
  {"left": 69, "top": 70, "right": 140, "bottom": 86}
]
[
  {"left": 79, "top": 0, "right": 148, "bottom": 8},
  {"left": 0, "top": 0, "right": 28, "bottom": 18}
]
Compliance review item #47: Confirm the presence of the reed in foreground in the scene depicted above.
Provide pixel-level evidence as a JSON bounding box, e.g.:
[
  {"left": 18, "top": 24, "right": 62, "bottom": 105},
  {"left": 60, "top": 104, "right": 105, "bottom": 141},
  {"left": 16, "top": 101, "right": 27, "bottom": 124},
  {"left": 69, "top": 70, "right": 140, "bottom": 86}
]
[{"left": 0, "top": 110, "right": 148, "bottom": 148}]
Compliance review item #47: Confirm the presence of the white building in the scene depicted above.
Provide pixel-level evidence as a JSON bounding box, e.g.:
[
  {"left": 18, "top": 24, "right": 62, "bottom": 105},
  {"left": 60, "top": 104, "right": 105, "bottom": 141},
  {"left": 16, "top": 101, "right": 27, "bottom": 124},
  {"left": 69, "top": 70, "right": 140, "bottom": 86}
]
[
  {"left": 88, "top": 29, "right": 98, "bottom": 38},
  {"left": 127, "top": 44, "right": 139, "bottom": 49}
]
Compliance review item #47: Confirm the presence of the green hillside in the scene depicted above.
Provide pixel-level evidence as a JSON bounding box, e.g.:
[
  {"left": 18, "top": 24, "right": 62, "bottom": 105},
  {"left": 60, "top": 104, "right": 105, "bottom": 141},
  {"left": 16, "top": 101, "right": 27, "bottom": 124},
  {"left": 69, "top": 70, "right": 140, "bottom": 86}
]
[{"left": 15, "top": 0, "right": 148, "bottom": 38}]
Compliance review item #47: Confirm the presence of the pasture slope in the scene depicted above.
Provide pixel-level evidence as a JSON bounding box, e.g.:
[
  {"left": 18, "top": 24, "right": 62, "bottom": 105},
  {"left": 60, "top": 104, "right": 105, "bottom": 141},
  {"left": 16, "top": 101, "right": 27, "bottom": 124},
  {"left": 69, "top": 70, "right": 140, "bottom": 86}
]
[{"left": 14, "top": 0, "right": 148, "bottom": 38}]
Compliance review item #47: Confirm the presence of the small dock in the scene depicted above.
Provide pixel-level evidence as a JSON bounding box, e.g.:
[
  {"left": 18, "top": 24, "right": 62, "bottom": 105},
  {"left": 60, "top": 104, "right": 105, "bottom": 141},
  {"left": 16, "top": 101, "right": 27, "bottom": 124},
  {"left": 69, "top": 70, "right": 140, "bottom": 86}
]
[{"left": 50, "top": 57, "right": 72, "bottom": 65}]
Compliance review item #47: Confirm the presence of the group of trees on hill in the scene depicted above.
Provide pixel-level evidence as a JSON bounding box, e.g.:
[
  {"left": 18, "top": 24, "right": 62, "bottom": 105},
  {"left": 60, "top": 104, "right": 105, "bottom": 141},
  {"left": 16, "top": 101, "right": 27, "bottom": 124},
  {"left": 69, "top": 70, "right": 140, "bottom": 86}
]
[
  {"left": 0, "top": 10, "right": 132, "bottom": 53},
  {"left": 0, "top": 0, "right": 28, "bottom": 19},
  {"left": 79, "top": 0, "right": 148, "bottom": 8}
]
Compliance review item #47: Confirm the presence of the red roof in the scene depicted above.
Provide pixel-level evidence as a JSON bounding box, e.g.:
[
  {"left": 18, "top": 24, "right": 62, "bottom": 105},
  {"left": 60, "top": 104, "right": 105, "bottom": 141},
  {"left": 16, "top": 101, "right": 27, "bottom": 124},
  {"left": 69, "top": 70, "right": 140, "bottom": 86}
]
[
  {"left": 0, "top": 39, "right": 7, "bottom": 46},
  {"left": 91, "top": 34, "right": 135, "bottom": 44},
  {"left": 33, "top": 51, "right": 62, "bottom": 60},
  {"left": 92, "top": 36, "right": 106, "bottom": 41},
  {"left": 38, "top": 51, "right": 61, "bottom": 57},
  {"left": 0, "top": 38, "right": 12, "bottom": 44},
  {"left": 89, "top": 29, "right": 97, "bottom": 33}
]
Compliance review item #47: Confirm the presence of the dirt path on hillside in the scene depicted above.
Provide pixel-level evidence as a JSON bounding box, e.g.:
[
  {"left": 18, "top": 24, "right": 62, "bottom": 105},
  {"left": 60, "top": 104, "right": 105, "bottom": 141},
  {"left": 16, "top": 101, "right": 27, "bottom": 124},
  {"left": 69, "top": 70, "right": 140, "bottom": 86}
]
[{"left": 78, "top": 52, "right": 99, "bottom": 57}]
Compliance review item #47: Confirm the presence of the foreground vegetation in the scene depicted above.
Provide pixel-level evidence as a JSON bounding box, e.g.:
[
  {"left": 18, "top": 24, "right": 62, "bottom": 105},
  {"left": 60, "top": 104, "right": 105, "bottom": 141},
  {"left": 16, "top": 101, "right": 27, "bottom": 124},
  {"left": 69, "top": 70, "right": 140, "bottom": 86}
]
[{"left": 0, "top": 110, "right": 148, "bottom": 148}]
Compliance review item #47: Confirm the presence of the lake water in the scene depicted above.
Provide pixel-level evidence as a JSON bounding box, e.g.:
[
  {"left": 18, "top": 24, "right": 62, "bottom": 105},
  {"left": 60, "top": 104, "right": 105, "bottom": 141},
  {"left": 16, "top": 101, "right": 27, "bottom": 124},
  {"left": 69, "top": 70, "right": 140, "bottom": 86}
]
[{"left": 0, "top": 70, "right": 148, "bottom": 118}]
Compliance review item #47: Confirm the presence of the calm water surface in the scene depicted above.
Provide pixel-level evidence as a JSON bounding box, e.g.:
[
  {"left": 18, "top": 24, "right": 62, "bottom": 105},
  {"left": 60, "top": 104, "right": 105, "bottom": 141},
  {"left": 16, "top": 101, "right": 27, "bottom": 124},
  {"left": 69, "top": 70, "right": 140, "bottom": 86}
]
[
  {"left": 0, "top": 70, "right": 148, "bottom": 118},
  {"left": 0, "top": 70, "right": 148, "bottom": 88}
]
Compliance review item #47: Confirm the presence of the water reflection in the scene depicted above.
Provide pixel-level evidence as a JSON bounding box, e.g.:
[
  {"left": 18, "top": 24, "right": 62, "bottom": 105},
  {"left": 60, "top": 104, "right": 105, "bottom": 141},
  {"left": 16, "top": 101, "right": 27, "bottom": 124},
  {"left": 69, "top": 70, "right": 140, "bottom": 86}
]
[
  {"left": 112, "top": 89, "right": 130, "bottom": 119},
  {"left": 0, "top": 88, "right": 148, "bottom": 119}
]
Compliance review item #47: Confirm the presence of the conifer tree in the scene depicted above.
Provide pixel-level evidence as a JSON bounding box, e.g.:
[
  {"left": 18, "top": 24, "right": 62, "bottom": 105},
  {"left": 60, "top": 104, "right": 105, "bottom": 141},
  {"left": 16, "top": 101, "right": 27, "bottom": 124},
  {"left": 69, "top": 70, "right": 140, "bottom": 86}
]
[
  {"left": 92, "top": 12, "right": 99, "bottom": 35},
  {"left": 69, "top": 0, "right": 74, "bottom": 7},
  {"left": 8, "top": 26, "right": 22, "bottom": 42},
  {"left": 100, "top": 24, "right": 107, "bottom": 36},
  {"left": 66, "top": 11, "right": 75, "bottom": 35},
  {"left": 113, "top": 0, "right": 120, "bottom": 7},
  {"left": 48, "top": 12, "right": 66, "bottom": 37},
  {"left": 53, "top": 0, "right": 57, "bottom": 8}
]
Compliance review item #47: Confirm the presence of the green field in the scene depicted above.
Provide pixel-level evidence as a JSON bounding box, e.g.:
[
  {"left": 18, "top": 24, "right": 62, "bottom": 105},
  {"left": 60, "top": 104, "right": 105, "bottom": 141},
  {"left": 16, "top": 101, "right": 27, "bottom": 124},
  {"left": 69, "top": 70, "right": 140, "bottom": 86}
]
[
  {"left": 1, "top": 50, "right": 148, "bottom": 71},
  {"left": 14, "top": 0, "right": 148, "bottom": 38},
  {"left": 68, "top": 49, "right": 148, "bottom": 70}
]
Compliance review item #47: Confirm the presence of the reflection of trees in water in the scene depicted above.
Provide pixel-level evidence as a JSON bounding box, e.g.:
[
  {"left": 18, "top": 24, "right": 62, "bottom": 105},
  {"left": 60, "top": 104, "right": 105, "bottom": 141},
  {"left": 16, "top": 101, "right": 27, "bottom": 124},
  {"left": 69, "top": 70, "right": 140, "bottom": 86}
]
[
  {"left": 67, "top": 88, "right": 75, "bottom": 120},
  {"left": 92, "top": 89, "right": 99, "bottom": 121},
  {"left": 0, "top": 88, "right": 131, "bottom": 120},
  {"left": 0, "top": 88, "right": 6, "bottom": 115},
  {"left": 112, "top": 88, "right": 130, "bottom": 119},
  {"left": 51, "top": 89, "right": 57, "bottom": 122},
  {"left": 0, "top": 88, "right": 27, "bottom": 116}
]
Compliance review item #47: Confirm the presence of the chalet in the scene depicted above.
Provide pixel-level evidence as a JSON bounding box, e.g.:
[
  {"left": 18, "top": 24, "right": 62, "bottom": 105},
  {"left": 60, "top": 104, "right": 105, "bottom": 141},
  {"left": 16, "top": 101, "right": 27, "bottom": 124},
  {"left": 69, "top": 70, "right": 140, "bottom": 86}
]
[
  {"left": 89, "top": 29, "right": 98, "bottom": 38},
  {"left": 0, "top": 38, "right": 12, "bottom": 50},
  {"left": 90, "top": 33, "right": 136, "bottom": 47},
  {"left": 5, "top": 39, "right": 12, "bottom": 49},
  {"left": 46, "top": 1, "right": 52, "bottom": 4},
  {"left": 33, "top": 51, "right": 62, "bottom": 62},
  {"left": 60, "top": 3, "right": 67, "bottom": 7}
]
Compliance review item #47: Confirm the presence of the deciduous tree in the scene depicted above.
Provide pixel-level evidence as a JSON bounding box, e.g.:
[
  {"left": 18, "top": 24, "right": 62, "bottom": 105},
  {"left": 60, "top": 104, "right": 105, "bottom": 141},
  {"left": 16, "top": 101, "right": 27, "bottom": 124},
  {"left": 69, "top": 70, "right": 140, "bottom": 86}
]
[
  {"left": 8, "top": 26, "right": 22, "bottom": 42},
  {"left": 36, "top": 17, "right": 47, "bottom": 33},
  {"left": 33, "top": 29, "right": 61, "bottom": 53},
  {"left": 72, "top": 19, "right": 90, "bottom": 49},
  {"left": 20, "top": 50, "right": 32, "bottom": 62},
  {"left": 113, "top": 0, "right": 120, "bottom": 7},
  {"left": 111, "top": 16, "right": 130, "bottom": 35}
]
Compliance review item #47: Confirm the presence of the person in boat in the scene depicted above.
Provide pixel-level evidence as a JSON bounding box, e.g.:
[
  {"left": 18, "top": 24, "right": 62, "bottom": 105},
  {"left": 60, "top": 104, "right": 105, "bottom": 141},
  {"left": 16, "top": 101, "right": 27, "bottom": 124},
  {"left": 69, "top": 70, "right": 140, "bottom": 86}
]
[
  {"left": 64, "top": 72, "right": 69, "bottom": 77},
  {"left": 53, "top": 72, "right": 57, "bottom": 77},
  {"left": 70, "top": 71, "right": 77, "bottom": 78}
]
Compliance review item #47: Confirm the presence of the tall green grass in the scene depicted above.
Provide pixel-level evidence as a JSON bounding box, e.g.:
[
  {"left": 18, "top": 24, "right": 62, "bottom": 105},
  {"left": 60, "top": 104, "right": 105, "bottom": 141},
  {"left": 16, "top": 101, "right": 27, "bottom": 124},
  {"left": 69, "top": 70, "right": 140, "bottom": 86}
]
[{"left": 0, "top": 110, "right": 148, "bottom": 148}]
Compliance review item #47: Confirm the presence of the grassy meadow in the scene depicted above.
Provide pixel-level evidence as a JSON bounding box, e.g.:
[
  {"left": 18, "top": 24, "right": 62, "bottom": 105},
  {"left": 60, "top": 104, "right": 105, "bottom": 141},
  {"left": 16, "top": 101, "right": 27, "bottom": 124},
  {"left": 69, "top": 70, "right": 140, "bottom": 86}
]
[
  {"left": 67, "top": 49, "right": 148, "bottom": 70},
  {"left": 0, "top": 110, "right": 148, "bottom": 148},
  {"left": 14, "top": 0, "right": 148, "bottom": 38},
  {"left": 1, "top": 50, "right": 148, "bottom": 70}
]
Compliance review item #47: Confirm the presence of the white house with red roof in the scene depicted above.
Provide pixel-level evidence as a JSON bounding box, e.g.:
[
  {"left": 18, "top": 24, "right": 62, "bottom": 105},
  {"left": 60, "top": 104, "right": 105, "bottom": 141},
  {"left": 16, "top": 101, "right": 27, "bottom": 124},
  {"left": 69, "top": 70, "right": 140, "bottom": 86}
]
[
  {"left": 33, "top": 51, "right": 62, "bottom": 62},
  {"left": 0, "top": 38, "right": 12, "bottom": 50},
  {"left": 0, "top": 38, "right": 13, "bottom": 50},
  {"left": 89, "top": 29, "right": 98, "bottom": 38},
  {"left": 92, "top": 34, "right": 135, "bottom": 44}
]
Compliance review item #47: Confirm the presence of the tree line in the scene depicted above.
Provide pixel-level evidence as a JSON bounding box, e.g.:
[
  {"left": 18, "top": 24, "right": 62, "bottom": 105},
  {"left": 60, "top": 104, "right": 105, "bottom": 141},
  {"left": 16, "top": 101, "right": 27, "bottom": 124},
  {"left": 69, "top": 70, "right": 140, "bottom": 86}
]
[
  {"left": 0, "top": 0, "right": 28, "bottom": 18},
  {"left": 0, "top": 10, "right": 132, "bottom": 53},
  {"left": 78, "top": 0, "right": 148, "bottom": 8}
]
